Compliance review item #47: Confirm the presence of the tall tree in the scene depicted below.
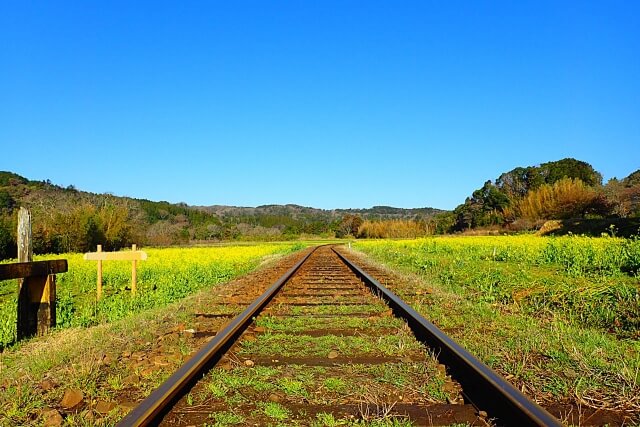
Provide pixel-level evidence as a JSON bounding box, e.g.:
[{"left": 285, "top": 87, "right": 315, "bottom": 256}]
[
  {"left": 453, "top": 181, "right": 509, "bottom": 230},
  {"left": 538, "top": 158, "right": 602, "bottom": 187}
]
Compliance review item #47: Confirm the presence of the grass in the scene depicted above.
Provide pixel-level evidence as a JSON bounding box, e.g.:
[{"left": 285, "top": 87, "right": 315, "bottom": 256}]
[
  {"left": 0, "top": 302, "right": 195, "bottom": 425},
  {"left": 206, "top": 410, "right": 245, "bottom": 426},
  {"left": 311, "top": 414, "right": 415, "bottom": 427},
  {"left": 278, "top": 378, "right": 309, "bottom": 398},
  {"left": 277, "top": 304, "right": 388, "bottom": 316},
  {"left": 238, "top": 332, "right": 422, "bottom": 357},
  {"left": 201, "top": 359, "right": 452, "bottom": 408},
  {"left": 259, "top": 401, "right": 291, "bottom": 420},
  {"left": 354, "top": 235, "right": 640, "bottom": 334},
  {"left": 350, "top": 236, "right": 640, "bottom": 415},
  {"left": 255, "top": 315, "right": 404, "bottom": 332},
  {"left": 323, "top": 377, "right": 348, "bottom": 394}
]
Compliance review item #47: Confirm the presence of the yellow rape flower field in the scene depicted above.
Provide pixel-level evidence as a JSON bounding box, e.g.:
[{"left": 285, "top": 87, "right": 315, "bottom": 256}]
[{"left": 0, "top": 243, "right": 304, "bottom": 348}]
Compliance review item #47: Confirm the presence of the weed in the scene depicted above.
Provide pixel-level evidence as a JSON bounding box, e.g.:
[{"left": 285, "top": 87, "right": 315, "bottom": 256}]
[
  {"left": 106, "top": 373, "right": 124, "bottom": 391},
  {"left": 206, "top": 410, "right": 245, "bottom": 426},
  {"left": 259, "top": 401, "right": 290, "bottom": 420},
  {"left": 278, "top": 378, "right": 309, "bottom": 398},
  {"left": 323, "top": 377, "right": 348, "bottom": 394}
]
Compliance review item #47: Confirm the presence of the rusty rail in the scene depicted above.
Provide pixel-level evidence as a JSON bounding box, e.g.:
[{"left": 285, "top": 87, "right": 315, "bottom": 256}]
[
  {"left": 116, "top": 248, "right": 316, "bottom": 426},
  {"left": 334, "top": 248, "right": 561, "bottom": 427},
  {"left": 118, "top": 246, "right": 561, "bottom": 426}
]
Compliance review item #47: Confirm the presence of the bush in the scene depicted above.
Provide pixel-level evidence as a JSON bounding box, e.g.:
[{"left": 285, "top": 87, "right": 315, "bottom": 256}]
[{"left": 512, "top": 178, "right": 610, "bottom": 221}]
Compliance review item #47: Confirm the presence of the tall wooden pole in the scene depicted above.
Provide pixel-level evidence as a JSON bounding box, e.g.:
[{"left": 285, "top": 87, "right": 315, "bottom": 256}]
[
  {"left": 17, "top": 208, "right": 32, "bottom": 263},
  {"left": 96, "top": 244, "right": 103, "bottom": 300},
  {"left": 131, "top": 244, "right": 137, "bottom": 296}
]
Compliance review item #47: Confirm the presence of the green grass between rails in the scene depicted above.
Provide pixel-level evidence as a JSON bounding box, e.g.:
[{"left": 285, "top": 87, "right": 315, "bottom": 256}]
[
  {"left": 239, "top": 332, "right": 423, "bottom": 358},
  {"left": 255, "top": 315, "right": 404, "bottom": 332}
]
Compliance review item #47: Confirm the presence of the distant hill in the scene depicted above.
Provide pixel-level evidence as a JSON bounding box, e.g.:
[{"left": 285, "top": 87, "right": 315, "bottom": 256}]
[
  {"left": 0, "top": 171, "right": 443, "bottom": 258},
  {"left": 197, "top": 204, "right": 442, "bottom": 221}
]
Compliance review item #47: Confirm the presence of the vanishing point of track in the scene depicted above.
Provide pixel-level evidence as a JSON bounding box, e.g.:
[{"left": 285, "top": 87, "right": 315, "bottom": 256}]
[{"left": 117, "top": 245, "right": 560, "bottom": 426}]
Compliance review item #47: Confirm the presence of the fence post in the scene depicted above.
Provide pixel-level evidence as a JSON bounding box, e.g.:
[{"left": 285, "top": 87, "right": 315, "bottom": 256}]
[
  {"left": 96, "top": 245, "right": 103, "bottom": 300},
  {"left": 131, "top": 244, "right": 137, "bottom": 295},
  {"left": 16, "top": 207, "right": 56, "bottom": 339},
  {"left": 17, "top": 208, "right": 32, "bottom": 340}
]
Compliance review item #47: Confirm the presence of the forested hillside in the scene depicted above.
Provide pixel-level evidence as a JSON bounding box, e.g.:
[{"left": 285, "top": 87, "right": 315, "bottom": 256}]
[{"left": 0, "top": 172, "right": 441, "bottom": 259}]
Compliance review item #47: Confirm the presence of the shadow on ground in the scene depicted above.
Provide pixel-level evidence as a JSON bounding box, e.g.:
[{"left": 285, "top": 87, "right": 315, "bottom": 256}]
[{"left": 538, "top": 218, "right": 640, "bottom": 238}]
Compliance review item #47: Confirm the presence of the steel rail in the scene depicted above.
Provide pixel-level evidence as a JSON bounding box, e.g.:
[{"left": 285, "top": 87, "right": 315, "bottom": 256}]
[
  {"left": 116, "top": 247, "right": 317, "bottom": 427},
  {"left": 334, "top": 248, "right": 561, "bottom": 427}
]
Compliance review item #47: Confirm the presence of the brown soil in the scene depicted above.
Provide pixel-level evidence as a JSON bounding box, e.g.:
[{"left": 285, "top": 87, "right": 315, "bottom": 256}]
[
  {"left": 287, "top": 328, "right": 401, "bottom": 337},
  {"left": 167, "top": 402, "right": 482, "bottom": 426},
  {"left": 247, "top": 355, "right": 427, "bottom": 366}
]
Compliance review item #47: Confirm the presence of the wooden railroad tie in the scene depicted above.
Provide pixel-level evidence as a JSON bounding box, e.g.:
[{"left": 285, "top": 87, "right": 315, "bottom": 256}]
[{"left": 84, "top": 244, "right": 148, "bottom": 300}]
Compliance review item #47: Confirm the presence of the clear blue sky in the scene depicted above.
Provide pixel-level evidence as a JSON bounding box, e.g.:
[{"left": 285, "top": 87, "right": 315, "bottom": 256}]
[{"left": 1, "top": 1, "right": 638, "bottom": 210}]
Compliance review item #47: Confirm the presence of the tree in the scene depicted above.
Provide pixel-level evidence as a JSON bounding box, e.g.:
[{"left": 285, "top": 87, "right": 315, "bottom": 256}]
[
  {"left": 496, "top": 166, "right": 544, "bottom": 198},
  {"left": 50, "top": 203, "right": 104, "bottom": 252},
  {"left": 453, "top": 181, "right": 509, "bottom": 230},
  {"left": 622, "top": 170, "right": 640, "bottom": 187},
  {"left": 0, "top": 171, "right": 28, "bottom": 187},
  {"left": 496, "top": 159, "right": 602, "bottom": 198},
  {"left": 538, "top": 158, "right": 602, "bottom": 187},
  {"left": 429, "top": 212, "right": 456, "bottom": 234},
  {"left": 0, "top": 219, "right": 15, "bottom": 260},
  {"left": 97, "top": 200, "right": 134, "bottom": 250},
  {"left": 604, "top": 170, "right": 640, "bottom": 218},
  {"left": 0, "top": 190, "right": 15, "bottom": 212},
  {"left": 335, "top": 214, "right": 363, "bottom": 238}
]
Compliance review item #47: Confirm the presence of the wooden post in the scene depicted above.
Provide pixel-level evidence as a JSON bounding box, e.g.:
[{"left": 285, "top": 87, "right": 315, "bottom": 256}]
[
  {"left": 17, "top": 208, "right": 32, "bottom": 340},
  {"left": 17, "top": 207, "right": 32, "bottom": 263},
  {"left": 16, "top": 208, "right": 57, "bottom": 339},
  {"left": 131, "top": 244, "right": 137, "bottom": 296},
  {"left": 84, "top": 246, "right": 146, "bottom": 297},
  {"left": 96, "top": 245, "right": 103, "bottom": 300}
]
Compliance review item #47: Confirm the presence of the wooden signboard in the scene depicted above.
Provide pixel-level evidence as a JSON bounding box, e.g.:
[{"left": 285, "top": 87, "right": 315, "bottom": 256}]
[{"left": 83, "top": 244, "right": 147, "bottom": 299}]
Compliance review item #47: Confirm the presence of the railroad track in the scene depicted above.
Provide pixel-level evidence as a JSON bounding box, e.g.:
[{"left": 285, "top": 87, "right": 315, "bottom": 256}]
[{"left": 117, "top": 245, "right": 560, "bottom": 426}]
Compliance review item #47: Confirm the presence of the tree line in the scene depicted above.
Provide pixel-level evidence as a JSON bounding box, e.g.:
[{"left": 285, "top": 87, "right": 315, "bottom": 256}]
[{"left": 1, "top": 159, "right": 638, "bottom": 259}]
